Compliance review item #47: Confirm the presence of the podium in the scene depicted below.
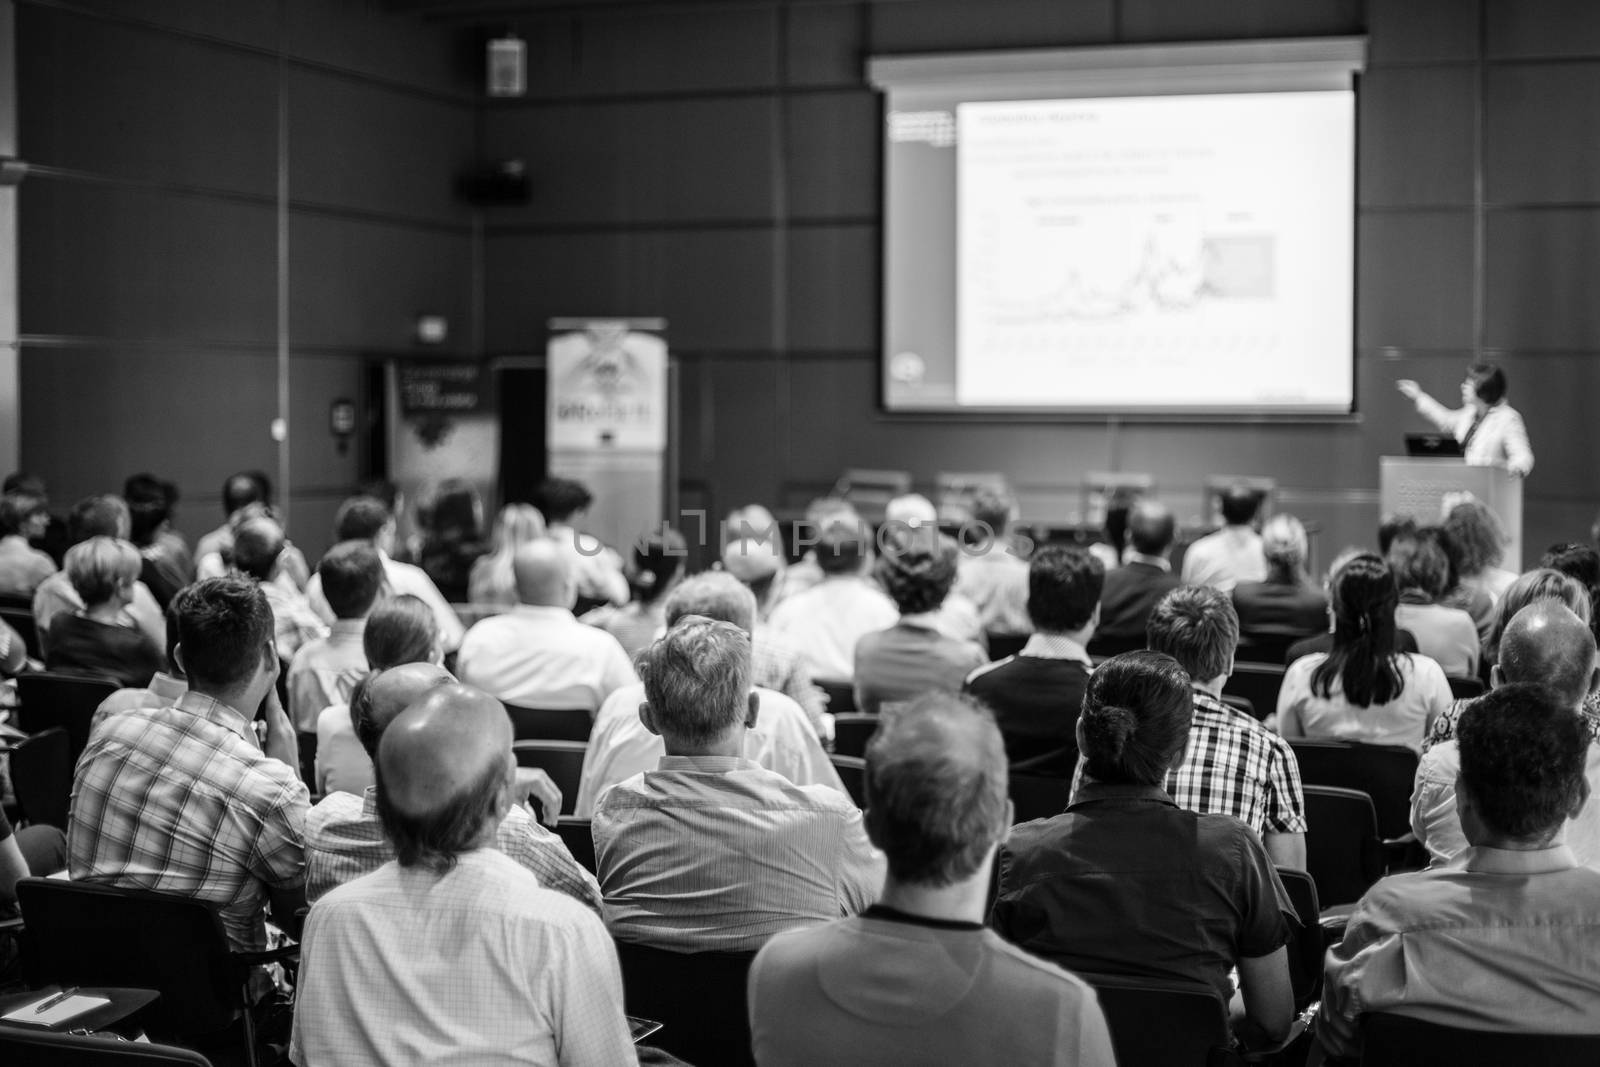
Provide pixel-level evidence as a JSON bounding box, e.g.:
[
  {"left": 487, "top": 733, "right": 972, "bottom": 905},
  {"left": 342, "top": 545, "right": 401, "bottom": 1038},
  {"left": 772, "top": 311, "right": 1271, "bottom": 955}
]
[{"left": 1379, "top": 458, "right": 1522, "bottom": 571}]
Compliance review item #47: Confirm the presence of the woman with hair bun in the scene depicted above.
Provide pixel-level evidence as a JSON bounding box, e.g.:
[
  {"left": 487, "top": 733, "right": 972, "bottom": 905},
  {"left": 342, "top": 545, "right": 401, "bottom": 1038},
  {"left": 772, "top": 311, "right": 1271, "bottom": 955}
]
[{"left": 992, "top": 651, "right": 1295, "bottom": 1049}]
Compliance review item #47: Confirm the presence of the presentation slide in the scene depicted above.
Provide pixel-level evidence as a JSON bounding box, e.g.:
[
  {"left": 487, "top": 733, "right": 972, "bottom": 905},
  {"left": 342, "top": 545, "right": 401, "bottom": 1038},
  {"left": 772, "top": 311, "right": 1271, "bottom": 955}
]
[{"left": 881, "top": 87, "right": 1355, "bottom": 414}]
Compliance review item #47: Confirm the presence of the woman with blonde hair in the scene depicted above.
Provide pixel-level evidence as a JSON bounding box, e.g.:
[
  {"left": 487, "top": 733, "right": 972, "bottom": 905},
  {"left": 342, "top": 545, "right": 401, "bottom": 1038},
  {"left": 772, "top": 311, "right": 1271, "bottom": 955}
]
[
  {"left": 467, "top": 503, "right": 546, "bottom": 607},
  {"left": 45, "top": 536, "right": 165, "bottom": 687}
]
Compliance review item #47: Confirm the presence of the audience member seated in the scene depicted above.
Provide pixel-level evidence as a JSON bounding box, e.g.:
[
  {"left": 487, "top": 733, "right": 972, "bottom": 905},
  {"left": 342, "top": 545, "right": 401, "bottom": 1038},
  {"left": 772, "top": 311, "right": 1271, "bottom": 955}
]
[
  {"left": 1283, "top": 546, "right": 1420, "bottom": 665},
  {"left": 91, "top": 603, "right": 188, "bottom": 730},
  {"left": 722, "top": 503, "right": 793, "bottom": 617},
  {"left": 594, "top": 616, "right": 883, "bottom": 952},
  {"left": 721, "top": 536, "right": 828, "bottom": 732},
  {"left": 1091, "top": 499, "right": 1180, "bottom": 656},
  {"left": 0, "top": 489, "right": 56, "bottom": 597},
  {"left": 766, "top": 520, "right": 897, "bottom": 682},
  {"left": 1430, "top": 523, "right": 1497, "bottom": 640},
  {"left": 1, "top": 806, "right": 67, "bottom": 908},
  {"left": 855, "top": 534, "right": 986, "bottom": 715},
  {"left": 1278, "top": 553, "right": 1452, "bottom": 753},
  {"left": 1320, "top": 685, "right": 1600, "bottom": 1059},
  {"left": 33, "top": 494, "right": 165, "bottom": 656},
  {"left": 45, "top": 536, "right": 165, "bottom": 687},
  {"left": 1180, "top": 484, "right": 1268, "bottom": 593},
  {"left": 305, "top": 495, "right": 465, "bottom": 652},
  {"left": 1540, "top": 541, "right": 1600, "bottom": 642},
  {"left": 576, "top": 572, "right": 843, "bottom": 816},
  {"left": 534, "top": 476, "right": 628, "bottom": 608},
  {"left": 1388, "top": 529, "right": 1480, "bottom": 677},
  {"left": 991, "top": 651, "right": 1295, "bottom": 1049},
  {"left": 750, "top": 693, "right": 1116, "bottom": 1067},
  {"left": 964, "top": 546, "right": 1103, "bottom": 775},
  {"left": 69, "top": 577, "right": 307, "bottom": 951},
  {"left": 305, "top": 668, "right": 598, "bottom": 910},
  {"left": 768, "top": 496, "right": 857, "bottom": 608},
  {"left": 413, "top": 479, "right": 487, "bottom": 604},
  {"left": 952, "top": 487, "right": 1033, "bottom": 640},
  {"left": 1231, "top": 514, "right": 1326, "bottom": 658},
  {"left": 233, "top": 514, "right": 326, "bottom": 665},
  {"left": 291, "top": 681, "right": 633, "bottom": 1067},
  {"left": 585, "top": 525, "right": 686, "bottom": 658},
  {"left": 289, "top": 540, "right": 383, "bottom": 733},
  {"left": 466, "top": 502, "right": 546, "bottom": 607},
  {"left": 1146, "top": 586, "right": 1307, "bottom": 868},
  {"left": 315, "top": 594, "right": 441, "bottom": 797},
  {"left": 123, "top": 472, "right": 193, "bottom": 609},
  {"left": 195, "top": 470, "right": 310, "bottom": 590},
  {"left": 1444, "top": 498, "right": 1517, "bottom": 602},
  {"left": 457, "top": 540, "right": 636, "bottom": 713},
  {"left": 1413, "top": 602, "right": 1600, "bottom": 866}
]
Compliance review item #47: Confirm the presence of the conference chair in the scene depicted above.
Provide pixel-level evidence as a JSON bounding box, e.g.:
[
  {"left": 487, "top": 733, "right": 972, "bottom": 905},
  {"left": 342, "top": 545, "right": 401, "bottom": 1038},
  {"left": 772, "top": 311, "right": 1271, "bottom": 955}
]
[
  {"left": 1274, "top": 867, "right": 1325, "bottom": 1009},
  {"left": 1222, "top": 662, "right": 1286, "bottom": 722},
  {"left": 1445, "top": 675, "right": 1485, "bottom": 701},
  {"left": 9, "top": 727, "right": 71, "bottom": 830},
  {"left": 0, "top": 1028, "right": 214, "bottom": 1067},
  {"left": 1360, "top": 1013, "right": 1600, "bottom": 1066},
  {"left": 1079, "top": 972, "right": 1242, "bottom": 1067},
  {"left": 613, "top": 939, "right": 757, "bottom": 1067},
  {"left": 512, "top": 740, "right": 587, "bottom": 817},
  {"left": 0, "top": 606, "right": 40, "bottom": 660},
  {"left": 815, "top": 679, "right": 857, "bottom": 715},
  {"left": 829, "top": 754, "right": 867, "bottom": 808},
  {"left": 1302, "top": 786, "right": 1386, "bottom": 910},
  {"left": 1221, "top": 694, "right": 1256, "bottom": 718},
  {"left": 503, "top": 703, "right": 592, "bottom": 743},
  {"left": 553, "top": 816, "right": 595, "bottom": 875},
  {"left": 16, "top": 879, "right": 298, "bottom": 1067},
  {"left": 830, "top": 713, "right": 880, "bottom": 758},
  {"left": 15, "top": 672, "right": 120, "bottom": 763},
  {"left": 1288, "top": 739, "right": 1418, "bottom": 841}
]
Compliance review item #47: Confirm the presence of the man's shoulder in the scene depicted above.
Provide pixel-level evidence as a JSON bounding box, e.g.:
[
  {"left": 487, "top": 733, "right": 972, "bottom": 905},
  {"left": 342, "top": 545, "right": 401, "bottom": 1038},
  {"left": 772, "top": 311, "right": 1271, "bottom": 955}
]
[{"left": 307, "top": 790, "right": 367, "bottom": 835}]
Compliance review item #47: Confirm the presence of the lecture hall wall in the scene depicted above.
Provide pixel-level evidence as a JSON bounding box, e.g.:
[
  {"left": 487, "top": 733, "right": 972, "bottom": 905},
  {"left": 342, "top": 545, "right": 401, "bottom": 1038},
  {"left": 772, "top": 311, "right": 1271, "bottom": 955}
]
[{"left": 16, "top": 0, "right": 1600, "bottom": 567}]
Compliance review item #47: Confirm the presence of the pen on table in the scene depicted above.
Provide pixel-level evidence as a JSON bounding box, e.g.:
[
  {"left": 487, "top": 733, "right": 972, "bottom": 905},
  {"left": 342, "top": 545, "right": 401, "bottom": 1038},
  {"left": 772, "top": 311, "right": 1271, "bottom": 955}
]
[{"left": 33, "top": 987, "right": 77, "bottom": 1013}]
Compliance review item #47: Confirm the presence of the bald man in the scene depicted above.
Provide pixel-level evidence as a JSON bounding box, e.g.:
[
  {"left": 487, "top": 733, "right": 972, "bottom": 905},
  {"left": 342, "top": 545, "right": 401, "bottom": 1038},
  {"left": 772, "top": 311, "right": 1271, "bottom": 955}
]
[
  {"left": 292, "top": 684, "right": 636, "bottom": 1067},
  {"left": 303, "top": 666, "right": 600, "bottom": 911},
  {"left": 456, "top": 541, "right": 636, "bottom": 712},
  {"left": 1091, "top": 499, "right": 1181, "bottom": 657},
  {"left": 750, "top": 693, "right": 1115, "bottom": 1067},
  {"left": 1412, "top": 600, "right": 1600, "bottom": 865},
  {"left": 234, "top": 514, "right": 327, "bottom": 664}
]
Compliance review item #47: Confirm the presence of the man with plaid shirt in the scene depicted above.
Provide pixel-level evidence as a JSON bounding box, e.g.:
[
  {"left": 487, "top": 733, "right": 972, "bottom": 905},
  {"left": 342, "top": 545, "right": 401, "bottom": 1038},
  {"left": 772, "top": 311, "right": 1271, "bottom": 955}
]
[{"left": 1147, "top": 585, "right": 1307, "bottom": 868}]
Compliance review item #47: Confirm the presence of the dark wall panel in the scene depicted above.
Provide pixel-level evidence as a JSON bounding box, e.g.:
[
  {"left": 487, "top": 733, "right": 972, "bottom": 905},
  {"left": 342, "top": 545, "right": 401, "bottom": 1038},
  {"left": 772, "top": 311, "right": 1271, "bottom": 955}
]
[
  {"left": 1485, "top": 210, "right": 1600, "bottom": 349},
  {"left": 786, "top": 225, "right": 876, "bottom": 352},
  {"left": 1486, "top": 0, "right": 1600, "bottom": 59},
  {"left": 1486, "top": 65, "right": 1600, "bottom": 203},
  {"left": 867, "top": 0, "right": 1114, "bottom": 54},
  {"left": 34, "top": 0, "right": 282, "bottom": 52},
  {"left": 1367, "top": 0, "right": 1479, "bottom": 63},
  {"left": 787, "top": 5, "right": 863, "bottom": 87},
  {"left": 1118, "top": 0, "right": 1361, "bottom": 42},
  {"left": 1356, "top": 212, "right": 1475, "bottom": 349},
  {"left": 786, "top": 91, "right": 879, "bottom": 219},
  {"left": 1359, "top": 67, "right": 1476, "bottom": 207}
]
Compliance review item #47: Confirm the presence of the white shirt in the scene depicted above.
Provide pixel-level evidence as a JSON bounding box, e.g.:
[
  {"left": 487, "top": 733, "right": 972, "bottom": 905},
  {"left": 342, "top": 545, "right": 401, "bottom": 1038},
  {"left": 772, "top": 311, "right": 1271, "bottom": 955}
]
[
  {"left": 456, "top": 605, "right": 637, "bottom": 711},
  {"left": 574, "top": 682, "right": 846, "bottom": 817},
  {"left": 1277, "top": 651, "right": 1453, "bottom": 754},
  {"left": 1394, "top": 601, "right": 1480, "bottom": 678},
  {"left": 1414, "top": 394, "right": 1535, "bottom": 475},
  {"left": 314, "top": 702, "right": 371, "bottom": 797},
  {"left": 765, "top": 576, "right": 897, "bottom": 681},
  {"left": 546, "top": 523, "right": 629, "bottom": 607},
  {"left": 1180, "top": 526, "right": 1267, "bottom": 593},
  {"left": 306, "top": 551, "right": 465, "bottom": 653},
  {"left": 290, "top": 849, "right": 637, "bottom": 1067}
]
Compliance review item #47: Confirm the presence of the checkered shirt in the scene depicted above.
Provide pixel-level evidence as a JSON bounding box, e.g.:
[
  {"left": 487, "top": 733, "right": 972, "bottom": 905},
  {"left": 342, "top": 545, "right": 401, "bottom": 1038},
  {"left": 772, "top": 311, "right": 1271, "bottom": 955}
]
[
  {"left": 1165, "top": 689, "right": 1308, "bottom": 836},
  {"left": 68, "top": 691, "right": 309, "bottom": 950},
  {"left": 753, "top": 626, "right": 827, "bottom": 731}
]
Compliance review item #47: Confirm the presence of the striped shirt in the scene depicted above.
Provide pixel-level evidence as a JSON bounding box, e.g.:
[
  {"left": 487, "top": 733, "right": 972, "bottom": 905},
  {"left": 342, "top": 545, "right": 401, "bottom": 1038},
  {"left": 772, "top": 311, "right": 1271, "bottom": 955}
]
[
  {"left": 68, "top": 691, "right": 309, "bottom": 950},
  {"left": 594, "top": 755, "right": 885, "bottom": 952},
  {"left": 303, "top": 787, "right": 602, "bottom": 914},
  {"left": 753, "top": 626, "right": 827, "bottom": 731},
  {"left": 1165, "top": 689, "right": 1307, "bottom": 837}
]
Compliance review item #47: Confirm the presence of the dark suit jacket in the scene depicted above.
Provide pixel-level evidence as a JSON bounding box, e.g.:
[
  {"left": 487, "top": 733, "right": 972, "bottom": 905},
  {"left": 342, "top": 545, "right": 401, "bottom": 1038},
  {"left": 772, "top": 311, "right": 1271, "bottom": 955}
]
[{"left": 1091, "top": 561, "right": 1181, "bottom": 657}]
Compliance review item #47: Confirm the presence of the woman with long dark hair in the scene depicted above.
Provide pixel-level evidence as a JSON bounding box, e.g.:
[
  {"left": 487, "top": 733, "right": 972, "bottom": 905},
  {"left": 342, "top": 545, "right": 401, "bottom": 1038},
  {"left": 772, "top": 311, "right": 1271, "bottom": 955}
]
[
  {"left": 1276, "top": 553, "right": 1452, "bottom": 753},
  {"left": 417, "top": 479, "right": 487, "bottom": 603}
]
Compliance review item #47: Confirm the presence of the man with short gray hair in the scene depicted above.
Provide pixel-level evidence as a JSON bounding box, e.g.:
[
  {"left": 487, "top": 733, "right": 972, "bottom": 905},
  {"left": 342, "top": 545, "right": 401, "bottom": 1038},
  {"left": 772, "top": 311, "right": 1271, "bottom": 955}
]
[
  {"left": 594, "top": 616, "right": 883, "bottom": 952},
  {"left": 749, "top": 693, "right": 1115, "bottom": 1066}
]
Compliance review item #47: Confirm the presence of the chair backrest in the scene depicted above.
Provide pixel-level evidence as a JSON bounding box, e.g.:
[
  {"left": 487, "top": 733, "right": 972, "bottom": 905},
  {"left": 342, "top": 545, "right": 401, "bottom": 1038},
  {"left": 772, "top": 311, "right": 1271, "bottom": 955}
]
[
  {"left": 1361, "top": 1012, "right": 1600, "bottom": 1066},
  {"left": 613, "top": 939, "right": 757, "bottom": 1067},
  {"left": 503, "top": 704, "right": 593, "bottom": 743},
  {"left": 1008, "top": 771, "right": 1072, "bottom": 824},
  {"left": 1446, "top": 675, "right": 1485, "bottom": 700},
  {"left": 1302, "top": 785, "right": 1386, "bottom": 907},
  {"left": 1273, "top": 866, "right": 1324, "bottom": 1010},
  {"left": 815, "top": 678, "right": 856, "bottom": 715},
  {"left": 1235, "top": 633, "right": 1296, "bottom": 666},
  {"left": 1222, "top": 662, "right": 1285, "bottom": 723},
  {"left": 16, "top": 672, "right": 121, "bottom": 762},
  {"left": 986, "top": 632, "right": 1029, "bottom": 661},
  {"left": 16, "top": 878, "right": 245, "bottom": 1042},
  {"left": 829, "top": 754, "right": 867, "bottom": 808},
  {"left": 10, "top": 727, "right": 72, "bottom": 829},
  {"left": 1079, "top": 971, "right": 1239, "bottom": 1067},
  {"left": 512, "top": 740, "right": 588, "bottom": 817},
  {"left": 0, "top": 605, "right": 41, "bottom": 660},
  {"left": 554, "top": 816, "right": 595, "bottom": 875},
  {"left": 1289, "top": 739, "right": 1419, "bottom": 839},
  {"left": 0, "top": 1027, "right": 214, "bottom": 1066},
  {"left": 830, "top": 713, "right": 879, "bottom": 758}
]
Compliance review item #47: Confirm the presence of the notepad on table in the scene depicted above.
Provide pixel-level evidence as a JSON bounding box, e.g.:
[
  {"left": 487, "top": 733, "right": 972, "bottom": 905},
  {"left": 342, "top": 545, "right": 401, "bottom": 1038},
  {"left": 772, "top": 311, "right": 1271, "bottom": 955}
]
[{"left": 2, "top": 992, "right": 112, "bottom": 1027}]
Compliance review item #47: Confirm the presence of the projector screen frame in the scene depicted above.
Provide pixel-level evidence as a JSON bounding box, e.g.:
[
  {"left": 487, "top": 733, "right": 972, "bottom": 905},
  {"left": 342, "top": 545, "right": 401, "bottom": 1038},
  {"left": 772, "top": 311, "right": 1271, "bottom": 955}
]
[{"left": 868, "top": 37, "right": 1368, "bottom": 424}]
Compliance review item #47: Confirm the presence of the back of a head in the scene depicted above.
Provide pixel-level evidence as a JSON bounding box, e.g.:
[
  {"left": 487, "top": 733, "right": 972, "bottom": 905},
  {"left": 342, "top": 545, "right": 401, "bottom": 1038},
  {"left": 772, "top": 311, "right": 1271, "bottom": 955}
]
[
  {"left": 1220, "top": 485, "right": 1263, "bottom": 527},
  {"left": 319, "top": 540, "right": 385, "bottom": 619},
  {"left": 534, "top": 477, "right": 591, "bottom": 524},
  {"left": 1386, "top": 530, "right": 1448, "bottom": 599},
  {"left": 423, "top": 479, "right": 482, "bottom": 543},
  {"left": 1127, "top": 500, "right": 1176, "bottom": 556},
  {"left": 1146, "top": 585, "right": 1238, "bottom": 682},
  {"left": 726, "top": 504, "right": 780, "bottom": 546},
  {"left": 1486, "top": 568, "right": 1593, "bottom": 666},
  {"left": 1541, "top": 542, "right": 1600, "bottom": 594},
  {"left": 1443, "top": 501, "right": 1505, "bottom": 575},
  {"left": 1457, "top": 683, "right": 1586, "bottom": 844},
  {"left": 352, "top": 661, "right": 454, "bottom": 757},
  {"left": 374, "top": 682, "right": 512, "bottom": 874},
  {"left": 364, "top": 594, "right": 441, "bottom": 671},
  {"left": 627, "top": 526, "right": 687, "bottom": 605},
  {"left": 1466, "top": 361, "right": 1507, "bottom": 405},
  {"left": 1027, "top": 545, "right": 1104, "bottom": 634},
  {"left": 333, "top": 495, "right": 392, "bottom": 544},
  {"left": 720, "top": 537, "right": 782, "bottom": 600},
  {"left": 0, "top": 491, "right": 46, "bottom": 538},
  {"left": 1079, "top": 651, "right": 1194, "bottom": 785},
  {"left": 1377, "top": 514, "right": 1417, "bottom": 558},
  {"left": 3, "top": 472, "right": 46, "bottom": 497},
  {"left": 637, "top": 615, "right": 752, "bottom": 747},
  {"left": 511, "top": 539, "right": 572, "bottom": 607},
  {"left": 174, "top": 577, "right": 273, "bottom": 691},
  {"left": 885, "top": 493, "right": 937, "bottom": 529},
  {"left": 815, "top": 519, "right": 870, "bottom": 577},
  {"left": 67, "top": 494, "right": 130, "bottom": 546},
  {"left": 489, "top": 503, "right": 546, "bottom": 555},
  {"left": 864, "top": 693, "right": 1008, "bottom": 887},
  {"left": 1498, "top": 601, "right": 1598, "bottom": 707},
  {"left": 231, "top": 515, "right": 285, "bottom": 582},
  {"left": 968, "top": 488, "right": 1014, "bottom": 535},
  {"left": 65, "top": 536, "right": 142, "bottom": 607},
  {"left": 1317, "top": 553, "right": 1403, "bottom": 708},
  {"left": 804, "top": 496, "right": 856, "bottom": 530},
  {"left": 1261, "top": 514, "right": 1308, "bottom": 575},
  {"left": 123, "top": 474, "right": 177, "bottom": 548},
  {"left": 664, "top": 571, "right": 757, "bottom": 633},
  {"left": 222, "top": 471, "right": 271, "bottom": 516},
  {"left": 876, "top": 534, "right": 959, "bottom": 615}
]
